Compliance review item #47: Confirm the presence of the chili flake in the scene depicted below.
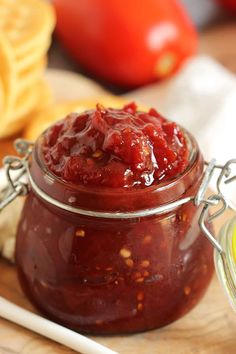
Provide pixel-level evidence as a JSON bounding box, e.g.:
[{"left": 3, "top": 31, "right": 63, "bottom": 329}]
[
  {"left": 119, "top": 248, "right": 131, "bottom": 258},
  {"left": 75, "top": 229, "right": 85, "bottom": 237}
]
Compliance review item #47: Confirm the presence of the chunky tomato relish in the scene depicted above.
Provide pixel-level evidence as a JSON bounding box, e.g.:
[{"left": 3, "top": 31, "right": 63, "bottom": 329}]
[
  {"left": 16, "top": 104, "right": 214, "bottom": 335},
  {"left": 42, "top": 103, "right": 189, "bottom": 188}
]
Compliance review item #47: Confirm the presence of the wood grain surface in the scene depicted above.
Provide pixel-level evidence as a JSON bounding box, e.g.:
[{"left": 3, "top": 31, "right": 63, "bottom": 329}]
[
  {"left": 0, "top": 139, "right": 14, "bottom": 163},
  {"left": 200, "top": 22, "right": 236, "bottom": 75}
]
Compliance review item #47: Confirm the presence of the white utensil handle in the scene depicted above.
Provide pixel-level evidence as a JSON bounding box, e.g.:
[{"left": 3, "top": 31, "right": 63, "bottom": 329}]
[{"left": 0, "top": 296, "right": 118, "bottom": 354}]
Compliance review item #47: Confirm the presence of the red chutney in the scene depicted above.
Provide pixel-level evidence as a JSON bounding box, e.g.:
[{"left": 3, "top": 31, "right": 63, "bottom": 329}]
[
  {"left": 42, "top": 103, "right": 188, "bottom": 188},
  {"left": 16, "top": 103, "right": 214, "bottom": 334}
]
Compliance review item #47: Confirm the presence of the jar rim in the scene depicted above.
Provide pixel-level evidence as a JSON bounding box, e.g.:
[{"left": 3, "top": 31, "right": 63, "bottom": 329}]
[{"left": 29, "top": 126, "right": 204, "bottom": 214}]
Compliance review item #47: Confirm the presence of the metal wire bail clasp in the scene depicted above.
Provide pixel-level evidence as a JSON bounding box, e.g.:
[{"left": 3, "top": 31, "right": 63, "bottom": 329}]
[
  {"left": 197, "top": 159, "right": 236, "bottom": 254},
  {"left": 0, "top": 139, "right": 33, "bottom": 212},
  {"left": 197, "top": 159, "right": 236, "bottom": 303}
]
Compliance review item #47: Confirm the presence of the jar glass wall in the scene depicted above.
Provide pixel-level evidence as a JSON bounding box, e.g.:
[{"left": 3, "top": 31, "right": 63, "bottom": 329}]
[{"left": 16, "top": 131, "right": 214, "bottom": 334}]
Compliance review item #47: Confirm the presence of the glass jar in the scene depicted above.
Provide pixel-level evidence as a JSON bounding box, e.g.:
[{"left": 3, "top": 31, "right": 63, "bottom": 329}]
[
  {"left": 215, "top": 216, "right": 236, "bottom": 312},
  {"left": 15, "top": 131, "right": 214, "bottom": 335}
]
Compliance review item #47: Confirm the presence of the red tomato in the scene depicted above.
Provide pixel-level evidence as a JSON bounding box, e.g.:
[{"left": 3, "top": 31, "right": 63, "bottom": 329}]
[
  {"left": 53, "top": 0, "right": 198, "bottom": 88},
  {"left": 217, "top": 0, "right": 236, "bottom": 12}
]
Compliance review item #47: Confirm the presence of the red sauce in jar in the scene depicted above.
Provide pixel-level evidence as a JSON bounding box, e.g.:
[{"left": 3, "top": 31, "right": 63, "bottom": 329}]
[
  {"left": 16, "top": 103, "right": 214, "bottom": 334},
  {"left": 42, "top": 103, "right": 188, "bottom": 188}
]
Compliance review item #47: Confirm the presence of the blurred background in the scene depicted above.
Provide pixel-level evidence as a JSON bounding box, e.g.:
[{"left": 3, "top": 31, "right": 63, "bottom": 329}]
[{"left": 49, "top": 0, "right": 236, "bottom": 86}]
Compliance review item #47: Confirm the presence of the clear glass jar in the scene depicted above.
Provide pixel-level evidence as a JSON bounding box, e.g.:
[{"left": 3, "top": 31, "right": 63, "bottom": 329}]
[
  {"left": 215, "top": 216, "right": 236, "bottom": 311},
  {"left": 15, "top": 131, "right": 214, "bottom": 334}
]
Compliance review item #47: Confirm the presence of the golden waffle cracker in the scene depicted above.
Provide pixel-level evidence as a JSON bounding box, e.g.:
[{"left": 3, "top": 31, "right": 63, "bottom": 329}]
[
  {"left": 35, "top": 79, "right": 53, "bottom": 111},
  {"left": 0, "top": 81, "right": 44, "bottom": 138},
  {"left": 0, "top": 78, "right": 5, "bottom": 114},
  {"left": 0, "top": 0, "right": 55, "bottom": 56},
  {"left": 0, "top": 31, "right": 17, "bottom": 115},
  {"left": 16, "top": 38, "right": 50, "bottom": 72},
  {"left": 0, "top": 86, "right": 38, "bottom": 138},
  {"left": 0, "top": 80, "right": 53, "bottom": 138},
  {"left": 17, "top": 57, "right": 47, "bottom": 92},
  {"left": 25, "top": 96, "right": 128, "bottom": 140}
]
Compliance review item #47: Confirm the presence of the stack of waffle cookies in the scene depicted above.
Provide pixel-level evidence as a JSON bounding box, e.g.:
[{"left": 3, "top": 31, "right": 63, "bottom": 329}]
[{"left": 0, "top": 0, "right": 55, "bottom": 138}]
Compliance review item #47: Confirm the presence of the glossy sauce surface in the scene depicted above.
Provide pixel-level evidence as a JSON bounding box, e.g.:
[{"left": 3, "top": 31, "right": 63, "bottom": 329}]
[{"left": 43, "top": 103, "right": 188, "bottom": 188}]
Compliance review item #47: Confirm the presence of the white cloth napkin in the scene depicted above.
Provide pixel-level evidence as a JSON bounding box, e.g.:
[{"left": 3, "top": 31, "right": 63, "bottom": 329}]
[
  {"left": 0, "top": 169, "right": 24, "bottom": 261},
  {"left": 126, "top": 55, "right": 236, "bottom": 205}
]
